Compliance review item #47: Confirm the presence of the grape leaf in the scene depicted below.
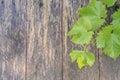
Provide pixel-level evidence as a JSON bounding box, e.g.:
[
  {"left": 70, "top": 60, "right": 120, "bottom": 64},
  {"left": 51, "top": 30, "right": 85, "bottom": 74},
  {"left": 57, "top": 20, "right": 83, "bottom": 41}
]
[
  {"left": 69, "top": 50, "right": 95, "bottom": 69},
  {"left": 104, "top": 33, "right": 120, "bottom": 60},
  {"left": 96, "top": 26, "right": 120, "bottom": 60},
  {"left": 71, "top": 31, "right": 93, "bottom": 45},
  {"left": 77, "top": 6, "right": 96, "bottom": 17},
  {"left": 102, "top": 0, "right": 117, "bottom": 7},
  {"left": 68, "top": 17, "right": 105, "bottom": 34},
  {"left": 67, "top": 17, "right": 92, "bottom": 36},
  {"left": 78, "top": 0, "right": 107, "bottom": 18},
  {"left": 77, "top": 0, "right": 106, "bottom": 31}
]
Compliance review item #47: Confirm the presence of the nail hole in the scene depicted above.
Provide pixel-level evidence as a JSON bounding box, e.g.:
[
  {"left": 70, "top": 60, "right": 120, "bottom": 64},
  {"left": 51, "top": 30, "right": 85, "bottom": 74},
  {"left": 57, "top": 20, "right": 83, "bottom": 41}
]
[
  {"left": 1, "top": 1, "right": 4, "bottom": 4},
  {"left": 39, "top": 2, "right": 43, "bottom": 7}
]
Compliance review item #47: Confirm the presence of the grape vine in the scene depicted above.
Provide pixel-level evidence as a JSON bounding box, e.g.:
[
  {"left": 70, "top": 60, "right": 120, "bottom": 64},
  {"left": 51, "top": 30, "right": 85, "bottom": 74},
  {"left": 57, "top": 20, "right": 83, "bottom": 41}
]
[{"left": 68, "top": 0, "right": 120, "bottom": 69}]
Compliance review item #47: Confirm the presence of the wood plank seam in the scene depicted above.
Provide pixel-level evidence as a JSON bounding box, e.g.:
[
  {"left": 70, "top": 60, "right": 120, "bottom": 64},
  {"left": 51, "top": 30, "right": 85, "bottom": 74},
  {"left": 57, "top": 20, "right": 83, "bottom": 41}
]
[{"left": 60, "top": 0, "right": 64, "bottom": 80}]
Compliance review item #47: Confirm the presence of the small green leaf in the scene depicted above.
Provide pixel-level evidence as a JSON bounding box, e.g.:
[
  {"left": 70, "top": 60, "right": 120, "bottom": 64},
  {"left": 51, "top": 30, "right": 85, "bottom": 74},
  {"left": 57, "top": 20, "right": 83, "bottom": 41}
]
[
  {"left": 91, "top": 1, "right": 107, "bottom": 18},
  {"left": 69, "top": 50, "right": 81, "bottom": 62},
  {"left": 67, "top": 18, "right": 91, "bottom": 36},
  {"left": 77, "top": 6, "right": 96, "bottom": 17},
  {"left": 78, "top": 0, "right": 107, "bottom": 18},
  {"left": 102, "top": 0, "right": 117, "bottom": 7},
  {"left": 75, "top": 51, "right": 95, "bottom": 69},
  {"left": 71, "top": 31, "right": 93, "bottom": 45},
  {"left": 91, "top": 0, "right": 96, "bottom": 5},
  {"left": 69, "top": 50, "right": 95, "bottom": 69},
  {"left": 76, "top": 0, "right": 106, "bottom": 31}
]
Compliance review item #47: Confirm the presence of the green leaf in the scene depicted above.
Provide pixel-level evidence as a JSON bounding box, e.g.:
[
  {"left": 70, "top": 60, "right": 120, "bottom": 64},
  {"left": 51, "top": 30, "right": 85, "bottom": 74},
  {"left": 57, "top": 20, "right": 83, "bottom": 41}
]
[
  {"left": 91, "top": 0, "right": 96, "bottom": 5},
  {"left": 77, "top": 0, "right": 107, "bottom": 18},
  {"left": 69, "top": 50, "right": 95, "bottom": 69},
  {"left": 68, "top": 16, "right": 105, "bottom": 47},
  {"left": 67, "top": 25, "right": 86, "bottom": 36},
  {"left": 96, "top": 26, "right": 120, "bottom": 60},
  {"left": 90, "top": 17, "right": 105, "bottom": 31},
  {"left": 104, "top": 33, "right": 120, "bottom": 60},
  {"left": 102, "top": 0, "right": 117, "bottom": 7},
  {"left": 96, "top": 26, "right": 112, "bottom": 48},
  {"left": 112, "top": 9, "right": 120, "bottom": 28},
  {"left": 69, "top": 50, "right": 81, "bottom": 62},
  {"left": 91, "top": 0, "right": 107, "bottom": 18},
  {"left": 77, "top": 6, "right": 96, "bottom": 17},
  {"left": 85, "top": 52, "right": 95, "bottom": 66},
  {"left": 77, "top": 56, "right": 87, "bottom": 69},
  {"left": 71, "top": 31, "right": 93, "bottom": 45},
  {"left": 77, "top": 51, "right": 95, "bottom": 69},
  {"left": 67, "top": 18, "right": 92, "bottom": 36},
  {"left": 76, "top": 0, "right": 106, "bottom": 31}
]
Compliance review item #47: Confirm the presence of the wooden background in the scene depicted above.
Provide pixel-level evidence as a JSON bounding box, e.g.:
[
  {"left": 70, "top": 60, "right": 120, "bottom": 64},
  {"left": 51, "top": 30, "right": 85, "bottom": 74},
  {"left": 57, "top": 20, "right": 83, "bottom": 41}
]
[{"left": 0, "top": 0, "right": 120, "bottom": 80}]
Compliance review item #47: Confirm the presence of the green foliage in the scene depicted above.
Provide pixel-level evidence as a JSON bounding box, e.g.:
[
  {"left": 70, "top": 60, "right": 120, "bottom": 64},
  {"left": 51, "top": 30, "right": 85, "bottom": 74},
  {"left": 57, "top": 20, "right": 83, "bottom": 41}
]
[
  {"left": 77, "top": 0, "right": 106, "bottom": 31},
  {"left": 68, "top": 0, "right": 120, "bottom": 69},
  {"left": 78, "top": 0, "right": 107, "bottom": 18},
  {"left": 69, "top": 50, "right": 95, "bottom": 69},
  {"left": 102, "top": 0, "right": 117, "bottom": 7},
  {"left": 71, "top": 31, "right": 93, "bottom": 45},
  {"left": 96, "top": 26, "right": 120, "bottom": 60}
]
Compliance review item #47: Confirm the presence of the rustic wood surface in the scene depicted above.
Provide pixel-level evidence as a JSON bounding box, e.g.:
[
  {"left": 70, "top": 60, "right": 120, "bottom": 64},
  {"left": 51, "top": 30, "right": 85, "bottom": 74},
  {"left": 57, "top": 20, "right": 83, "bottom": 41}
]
[
  {"left": 26, "top": 0, "right": 63, "bottom": 80},
  {"left": 0, "top": 0, "right": 26, "bottom": 80},
  {"left": 0, "top": 0, "right": 120, "bottom": 80}
]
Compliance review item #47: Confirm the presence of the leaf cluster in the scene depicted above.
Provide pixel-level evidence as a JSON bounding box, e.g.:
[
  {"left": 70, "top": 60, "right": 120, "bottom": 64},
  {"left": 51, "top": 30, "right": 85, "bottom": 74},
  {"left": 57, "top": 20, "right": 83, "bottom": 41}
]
[{"left": 68, "top": 0, "right": 120, "bottom": 69}]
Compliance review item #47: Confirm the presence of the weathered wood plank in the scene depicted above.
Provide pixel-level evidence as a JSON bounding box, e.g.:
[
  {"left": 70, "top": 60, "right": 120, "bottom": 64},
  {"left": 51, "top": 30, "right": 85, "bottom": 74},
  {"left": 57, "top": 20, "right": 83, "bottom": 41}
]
[
  {"left": 26, "top": 0, "right": 63, "bottom": 80},
  {"left": 0, "top": 0, "right": 27, "bottom": 80},
  {"left": 62, "top": 0, "right": 99, "bottom": 80},
  {"left": 99, "top": 50, "right": 120, "bottom": 80}
]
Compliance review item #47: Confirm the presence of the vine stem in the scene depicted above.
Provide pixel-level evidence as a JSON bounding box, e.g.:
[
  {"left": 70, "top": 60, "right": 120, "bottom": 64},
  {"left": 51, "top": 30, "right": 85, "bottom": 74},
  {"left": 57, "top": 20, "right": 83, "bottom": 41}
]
[{"left": 83, "top": 44, "right": 90, "bottom": 52}]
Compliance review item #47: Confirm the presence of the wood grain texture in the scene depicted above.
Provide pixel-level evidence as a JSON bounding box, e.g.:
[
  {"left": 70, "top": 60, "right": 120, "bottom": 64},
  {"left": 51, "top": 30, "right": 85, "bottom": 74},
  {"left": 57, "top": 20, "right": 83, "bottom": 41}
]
[
  {"left": 62, "top": 0, "right": 99, "bottom": 80},
  {"left": 26, "top": 0, "right": 63, "bottom": 80},
  {"left": 99, "top": 50, "right": 120, "bottom": 80},
  {"left": 0, "top": 0, "right": 27, "bottom": 80}
]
